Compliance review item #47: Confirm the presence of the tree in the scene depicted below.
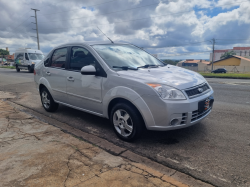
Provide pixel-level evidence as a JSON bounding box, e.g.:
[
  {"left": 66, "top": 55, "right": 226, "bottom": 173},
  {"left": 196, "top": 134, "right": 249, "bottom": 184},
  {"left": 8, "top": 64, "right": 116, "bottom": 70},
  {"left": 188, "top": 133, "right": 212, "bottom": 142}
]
[
  {"left": 220, "top": 51, "right": 236, "bottom": 59},
  {"left": 0, "top": 49, "right": 9, "bottom": 55},
  {"left": 163, "top": 59, "right": 179, "bottom": 66}
]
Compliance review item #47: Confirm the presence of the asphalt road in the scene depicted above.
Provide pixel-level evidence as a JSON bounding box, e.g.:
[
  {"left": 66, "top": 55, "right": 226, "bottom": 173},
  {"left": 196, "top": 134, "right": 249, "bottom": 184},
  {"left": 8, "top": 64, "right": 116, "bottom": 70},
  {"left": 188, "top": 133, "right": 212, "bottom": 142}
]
[{"left": 1, "top": 68, "right": 250, "bottom": 187}]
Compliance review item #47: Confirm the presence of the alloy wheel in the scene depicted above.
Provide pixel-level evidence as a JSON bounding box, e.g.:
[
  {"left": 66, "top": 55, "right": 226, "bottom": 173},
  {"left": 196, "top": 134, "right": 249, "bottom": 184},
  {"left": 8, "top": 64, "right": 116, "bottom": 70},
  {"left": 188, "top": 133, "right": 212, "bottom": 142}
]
[
  {"left": 113, "top": 109, "right": 133, "bottom": 137},
  {"left": 41, "top": 91, "right": 50, "bottom": 109}
]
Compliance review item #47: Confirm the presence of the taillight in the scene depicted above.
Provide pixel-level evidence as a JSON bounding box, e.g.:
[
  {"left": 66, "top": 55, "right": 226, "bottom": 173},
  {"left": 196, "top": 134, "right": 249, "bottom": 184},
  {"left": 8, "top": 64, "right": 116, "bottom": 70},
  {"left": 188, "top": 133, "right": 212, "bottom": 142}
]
[{"left": 34, "top": 69, "right": 36, "bottom": 75}]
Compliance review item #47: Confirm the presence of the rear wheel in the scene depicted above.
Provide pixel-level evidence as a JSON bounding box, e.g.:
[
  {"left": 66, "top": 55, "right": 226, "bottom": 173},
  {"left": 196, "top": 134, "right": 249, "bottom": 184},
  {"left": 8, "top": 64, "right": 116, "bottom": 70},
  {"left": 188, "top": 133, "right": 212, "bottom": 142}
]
[
  {"left": 40, "top": 87, "right": 59, "bottom": 112},
  {"left": 16, "top": 65, "right": 20, "bottom": 72},
  {"left": 110, "top": 103, "right": 144, "bottom": 141}
]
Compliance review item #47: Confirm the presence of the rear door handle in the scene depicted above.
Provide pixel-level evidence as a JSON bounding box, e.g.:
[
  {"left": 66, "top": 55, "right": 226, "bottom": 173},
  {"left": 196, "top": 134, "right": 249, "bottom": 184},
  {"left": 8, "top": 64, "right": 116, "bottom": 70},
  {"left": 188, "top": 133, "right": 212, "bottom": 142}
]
[
  {"left": 46, "top": 72, "right": 51, "bottom": 76},
  {"left": 67, "top": 77, "right": 74, "bottom": 82}
]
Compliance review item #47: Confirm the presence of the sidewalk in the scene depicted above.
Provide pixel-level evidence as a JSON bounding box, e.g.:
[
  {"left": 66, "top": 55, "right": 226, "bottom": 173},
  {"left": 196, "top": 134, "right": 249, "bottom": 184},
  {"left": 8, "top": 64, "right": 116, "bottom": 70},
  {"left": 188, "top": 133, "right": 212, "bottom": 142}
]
[{"left": 0, "top": 100, "right": 188, "bottom": 187}]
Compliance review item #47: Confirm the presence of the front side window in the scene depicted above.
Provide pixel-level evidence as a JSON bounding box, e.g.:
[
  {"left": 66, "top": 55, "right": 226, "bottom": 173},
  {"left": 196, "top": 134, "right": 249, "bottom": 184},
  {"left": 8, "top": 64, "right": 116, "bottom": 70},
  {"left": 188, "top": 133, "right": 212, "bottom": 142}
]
[
  {"left": 69, "top": 47, "right": 97, "bottom": 71},
  {"left": 92, "top": 44, "right": 163, "bottom": 70},
  {"left": 25, "top": 53, "right": 29, "bottom": 60},
  {"left": 28, "top": 53, "right": 44, "bottom": 60},
  {"left": 51, "top": 48, "right": 67, "bottom": 68}
]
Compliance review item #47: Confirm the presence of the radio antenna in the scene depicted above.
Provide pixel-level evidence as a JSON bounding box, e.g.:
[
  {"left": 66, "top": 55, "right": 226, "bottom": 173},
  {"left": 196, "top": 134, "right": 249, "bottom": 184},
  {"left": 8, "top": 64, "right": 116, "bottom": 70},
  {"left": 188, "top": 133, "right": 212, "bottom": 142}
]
[{"left": 97, "top": 26, "right": 114, "bottom": 43}]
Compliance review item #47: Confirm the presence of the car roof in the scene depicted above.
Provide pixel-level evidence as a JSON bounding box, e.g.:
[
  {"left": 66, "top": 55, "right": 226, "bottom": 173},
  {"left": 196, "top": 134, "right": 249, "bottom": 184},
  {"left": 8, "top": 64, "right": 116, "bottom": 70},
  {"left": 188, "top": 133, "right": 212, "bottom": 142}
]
[{"left": 55, "top": 41, "right": 130, "bottom": 48}]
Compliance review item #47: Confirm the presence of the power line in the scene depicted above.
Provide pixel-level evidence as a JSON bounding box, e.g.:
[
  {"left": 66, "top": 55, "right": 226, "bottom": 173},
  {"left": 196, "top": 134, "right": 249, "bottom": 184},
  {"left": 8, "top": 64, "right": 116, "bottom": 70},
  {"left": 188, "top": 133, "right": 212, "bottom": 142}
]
[{"left": 216, "top": 39, "right": 250, "bottom": 40}]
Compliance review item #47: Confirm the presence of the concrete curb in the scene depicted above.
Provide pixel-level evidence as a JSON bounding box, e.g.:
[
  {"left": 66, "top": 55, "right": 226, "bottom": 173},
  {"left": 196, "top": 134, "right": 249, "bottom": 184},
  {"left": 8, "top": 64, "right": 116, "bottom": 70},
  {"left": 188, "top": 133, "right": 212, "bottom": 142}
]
[{"left": 7, "top": 100, "right": 214, "bottom": 187}]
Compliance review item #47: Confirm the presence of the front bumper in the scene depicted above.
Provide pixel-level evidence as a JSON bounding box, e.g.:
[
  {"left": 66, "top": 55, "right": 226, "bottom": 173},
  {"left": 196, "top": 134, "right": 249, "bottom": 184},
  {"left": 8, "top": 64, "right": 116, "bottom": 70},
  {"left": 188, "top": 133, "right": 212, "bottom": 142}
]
[{"left": 142, "top": 89, "right": 214, "bottom": 131}]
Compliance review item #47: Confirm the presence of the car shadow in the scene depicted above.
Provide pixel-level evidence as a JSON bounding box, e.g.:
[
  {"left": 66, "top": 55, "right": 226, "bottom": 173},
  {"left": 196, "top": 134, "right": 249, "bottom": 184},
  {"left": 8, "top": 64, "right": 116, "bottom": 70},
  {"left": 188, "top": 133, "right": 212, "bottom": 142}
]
[{"left": 55, "top": 104, "right": 208, "bottom": 147}]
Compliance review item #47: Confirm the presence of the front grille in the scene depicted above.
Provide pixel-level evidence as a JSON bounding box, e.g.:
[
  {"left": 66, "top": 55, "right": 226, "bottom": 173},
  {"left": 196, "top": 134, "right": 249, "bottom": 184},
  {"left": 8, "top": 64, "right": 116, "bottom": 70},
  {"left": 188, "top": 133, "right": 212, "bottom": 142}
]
[
  {"left": 191, "top": 107, "right": 211, "bottom": 122},
  {"left": 185, "top": 83, "right": 210, "bottom": 98},
  {"left": 181, "top": 113, "right": 187, "bottom": 124}
]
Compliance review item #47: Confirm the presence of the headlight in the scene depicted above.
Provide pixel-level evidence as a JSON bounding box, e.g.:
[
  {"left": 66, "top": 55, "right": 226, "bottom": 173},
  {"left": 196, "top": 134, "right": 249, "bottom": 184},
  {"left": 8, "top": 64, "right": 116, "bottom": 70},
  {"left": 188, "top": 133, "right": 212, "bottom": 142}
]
[
  {"left": 32, "top": 62, "right": 35, "bottom": 64},
  {"left": 147, "top": 83, "right": 186, "bottom": 100}
]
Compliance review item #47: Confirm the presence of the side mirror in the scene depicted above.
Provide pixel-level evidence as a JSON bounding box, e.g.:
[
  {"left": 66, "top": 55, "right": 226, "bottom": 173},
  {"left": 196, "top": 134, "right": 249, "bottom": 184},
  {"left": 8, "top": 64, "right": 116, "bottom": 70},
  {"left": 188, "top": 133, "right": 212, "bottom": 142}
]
[{"left": 81, "top": 65, "right": 96, "bottom": 75}]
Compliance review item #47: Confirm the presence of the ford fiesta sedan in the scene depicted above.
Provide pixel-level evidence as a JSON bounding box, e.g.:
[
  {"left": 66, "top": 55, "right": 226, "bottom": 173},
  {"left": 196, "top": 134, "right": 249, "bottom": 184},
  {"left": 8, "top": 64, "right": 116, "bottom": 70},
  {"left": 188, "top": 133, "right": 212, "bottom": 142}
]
[{"left": 34, "top": 42, "right": 214, "bottom": 141}]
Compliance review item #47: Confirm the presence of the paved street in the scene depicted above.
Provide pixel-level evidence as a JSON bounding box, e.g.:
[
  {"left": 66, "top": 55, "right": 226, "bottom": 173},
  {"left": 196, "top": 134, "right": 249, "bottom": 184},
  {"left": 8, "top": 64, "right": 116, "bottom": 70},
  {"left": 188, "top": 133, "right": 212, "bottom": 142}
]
[{"left": 1, "top": 68, "right": 250, "bottom": 187}]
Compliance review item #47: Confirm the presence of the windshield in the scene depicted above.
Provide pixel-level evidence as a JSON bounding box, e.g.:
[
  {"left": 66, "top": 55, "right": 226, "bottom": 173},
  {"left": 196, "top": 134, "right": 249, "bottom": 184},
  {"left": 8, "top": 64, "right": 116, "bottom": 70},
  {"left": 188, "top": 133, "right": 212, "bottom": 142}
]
[
  {"left": 92, "top": 44, "right": 163, "bottom": 70},
  {"left": 28, "top": 53, "right": 44, "bottom": 60}
]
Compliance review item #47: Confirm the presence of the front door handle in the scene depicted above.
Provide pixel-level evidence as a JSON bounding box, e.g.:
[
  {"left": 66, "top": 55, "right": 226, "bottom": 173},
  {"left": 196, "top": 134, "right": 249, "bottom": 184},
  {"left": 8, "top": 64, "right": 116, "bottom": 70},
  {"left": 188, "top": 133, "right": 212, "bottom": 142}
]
[
  {"left": 46, "top": 72, "right": 51, "bottom": 76},
  {"left": 67, "top": 77, "right": 74, "bottom": 82}
]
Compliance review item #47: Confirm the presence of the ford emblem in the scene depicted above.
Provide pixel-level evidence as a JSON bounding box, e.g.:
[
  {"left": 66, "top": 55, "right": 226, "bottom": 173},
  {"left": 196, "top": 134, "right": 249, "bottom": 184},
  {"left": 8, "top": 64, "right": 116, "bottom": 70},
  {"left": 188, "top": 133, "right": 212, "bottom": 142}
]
[{"left": 198, "top": 88, "right": 203, "bottom": 93}]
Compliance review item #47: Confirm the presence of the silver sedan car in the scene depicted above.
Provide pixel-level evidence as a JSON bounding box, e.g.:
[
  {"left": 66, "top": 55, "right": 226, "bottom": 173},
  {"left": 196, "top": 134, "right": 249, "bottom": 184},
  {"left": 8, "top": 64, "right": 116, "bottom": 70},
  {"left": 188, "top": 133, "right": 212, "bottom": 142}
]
[{"left": 34, "top": 42, "right": 214, "bottom": 141}]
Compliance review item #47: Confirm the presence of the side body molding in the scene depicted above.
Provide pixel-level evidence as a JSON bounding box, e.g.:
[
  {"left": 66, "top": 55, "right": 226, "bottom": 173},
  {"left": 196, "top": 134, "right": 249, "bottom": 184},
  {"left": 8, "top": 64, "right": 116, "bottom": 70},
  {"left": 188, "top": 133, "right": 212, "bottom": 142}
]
[{"left": 102, "top": 86, "right": 156, "bottom": 129}]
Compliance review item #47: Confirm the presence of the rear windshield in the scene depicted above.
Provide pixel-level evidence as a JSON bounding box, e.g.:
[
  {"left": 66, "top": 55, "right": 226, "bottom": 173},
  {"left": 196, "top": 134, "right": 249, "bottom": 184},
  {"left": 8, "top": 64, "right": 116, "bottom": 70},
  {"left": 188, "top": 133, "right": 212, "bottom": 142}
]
[
  {"left": 28, "top": 53, "right": 44, "bottom": 60},
  {"left": 92, "top": 44, "right": 163, "bottom": 70}
]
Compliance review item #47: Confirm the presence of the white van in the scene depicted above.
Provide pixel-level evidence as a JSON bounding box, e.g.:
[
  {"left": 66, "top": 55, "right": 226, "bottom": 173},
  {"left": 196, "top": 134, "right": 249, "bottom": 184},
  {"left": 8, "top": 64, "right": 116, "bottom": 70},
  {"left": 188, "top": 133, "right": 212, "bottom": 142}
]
[{"left": 14, "top": 48, "right": 44, "bottom": 73}]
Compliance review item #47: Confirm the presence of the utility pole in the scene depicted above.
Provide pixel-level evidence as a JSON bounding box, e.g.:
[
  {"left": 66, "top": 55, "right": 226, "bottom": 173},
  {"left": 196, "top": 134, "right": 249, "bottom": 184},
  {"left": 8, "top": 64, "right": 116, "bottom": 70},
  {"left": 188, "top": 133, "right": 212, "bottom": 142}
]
[
  {"left": 211, "top": 38, "right": 215, "bottom": 71},
  {"left": 31, "top": 8, "right": 40, "bottom": 50}
]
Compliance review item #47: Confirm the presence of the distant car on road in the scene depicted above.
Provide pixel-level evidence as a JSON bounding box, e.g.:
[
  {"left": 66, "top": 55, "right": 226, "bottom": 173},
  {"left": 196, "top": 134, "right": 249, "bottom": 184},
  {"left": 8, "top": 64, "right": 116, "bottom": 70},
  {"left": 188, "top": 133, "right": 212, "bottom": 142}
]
[
  {"left": 211, "top": 68, "right": 227, "bottom": 73},
  {"left": 34, "top": 42, "right": 214, "bottom": 141}
]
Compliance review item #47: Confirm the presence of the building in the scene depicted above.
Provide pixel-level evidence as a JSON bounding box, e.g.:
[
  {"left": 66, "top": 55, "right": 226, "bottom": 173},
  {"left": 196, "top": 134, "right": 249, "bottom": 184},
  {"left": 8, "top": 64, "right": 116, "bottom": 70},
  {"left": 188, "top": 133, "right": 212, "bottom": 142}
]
[
  {"left": 210, "top": 47, "right": 250, "bottom": 62},
  {"left": 197, "top": 55, "right": 250, "bottom": 72},
  {"left": 177, "top": 59, "right": 209, "bottom": 67},
  {"left": 209, "top": 55, "right": 250, "bottom": 66},
  {"left": 6, "top": 54, "right": 14, "bottom": 62}
]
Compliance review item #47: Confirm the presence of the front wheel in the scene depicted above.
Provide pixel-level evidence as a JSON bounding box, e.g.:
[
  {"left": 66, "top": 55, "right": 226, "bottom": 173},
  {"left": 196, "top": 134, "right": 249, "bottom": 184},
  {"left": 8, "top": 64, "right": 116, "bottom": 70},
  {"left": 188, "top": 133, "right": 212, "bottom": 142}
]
[
  {"left": 40, "top": 88, "right": 59, "bottom": 112},
  {"left": 110, "top": 103, "right": 144, "bottom": 141},
  {"left": 16, "top": 65, "right": 20, "bottom": 72}
]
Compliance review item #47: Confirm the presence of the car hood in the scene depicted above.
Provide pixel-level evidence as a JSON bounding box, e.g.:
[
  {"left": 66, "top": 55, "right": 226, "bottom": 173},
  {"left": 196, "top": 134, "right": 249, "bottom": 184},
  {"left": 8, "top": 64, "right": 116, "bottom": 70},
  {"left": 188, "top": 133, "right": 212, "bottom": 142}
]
[{"left": 117, "top": 65, "right": 206, "bottom": 90}]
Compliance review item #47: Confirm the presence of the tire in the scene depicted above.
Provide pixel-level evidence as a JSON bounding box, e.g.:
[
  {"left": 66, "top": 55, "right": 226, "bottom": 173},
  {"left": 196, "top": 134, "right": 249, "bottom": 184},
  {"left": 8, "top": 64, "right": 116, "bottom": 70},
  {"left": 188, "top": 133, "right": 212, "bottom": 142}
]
[
  {"left": 28, "top": 66, "right": 34, "bottom": 73},
  {"left": 110, "top": 102, "right": 144, "bottom": 141},
  {"left": 40, "top": 87, "right": 59, "bottom": 112},
  {"left": 16, "top": 65, "right": 20, "bottom": 72}
]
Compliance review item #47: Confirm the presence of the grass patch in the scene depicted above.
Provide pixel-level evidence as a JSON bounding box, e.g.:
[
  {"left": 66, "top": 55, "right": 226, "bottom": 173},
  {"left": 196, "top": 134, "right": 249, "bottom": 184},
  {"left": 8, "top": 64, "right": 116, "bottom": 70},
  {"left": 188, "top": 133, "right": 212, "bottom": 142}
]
[
  {"left": 0, "top": 66, "right": 15, "bottom": 69},
  {"left": 199, "top": 72, "right": 250, "bottom": 79}
]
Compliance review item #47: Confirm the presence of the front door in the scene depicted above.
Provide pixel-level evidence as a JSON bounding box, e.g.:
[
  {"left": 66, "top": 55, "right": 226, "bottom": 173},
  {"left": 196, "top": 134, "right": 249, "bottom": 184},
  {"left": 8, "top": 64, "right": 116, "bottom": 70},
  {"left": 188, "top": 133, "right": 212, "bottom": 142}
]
[
  {"left": 66, "top": 46, "right": 105, "bottom": 114},
  {"left": 43, "top": 47, "right": 68, "bottom": 103},
  {"left": 25, "top": 53, "right": 29, "bottom": 66}
]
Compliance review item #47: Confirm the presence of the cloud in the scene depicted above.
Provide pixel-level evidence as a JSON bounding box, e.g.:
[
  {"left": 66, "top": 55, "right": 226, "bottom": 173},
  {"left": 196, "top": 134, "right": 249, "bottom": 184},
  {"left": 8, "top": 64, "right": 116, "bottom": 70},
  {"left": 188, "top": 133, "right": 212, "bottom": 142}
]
[{"left": 0, "top": 0, "right": 249, "bottom": 60}]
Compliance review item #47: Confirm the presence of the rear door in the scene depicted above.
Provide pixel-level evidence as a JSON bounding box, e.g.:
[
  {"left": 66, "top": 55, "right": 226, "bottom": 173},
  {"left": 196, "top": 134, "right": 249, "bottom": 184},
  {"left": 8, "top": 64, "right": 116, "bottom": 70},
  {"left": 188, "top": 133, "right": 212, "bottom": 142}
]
[
  {"left": 66, "top": 46, "right": 106, "bottom": 114},
  {"left": 43, "top": 47, "right": 68, "bottom": 103}
]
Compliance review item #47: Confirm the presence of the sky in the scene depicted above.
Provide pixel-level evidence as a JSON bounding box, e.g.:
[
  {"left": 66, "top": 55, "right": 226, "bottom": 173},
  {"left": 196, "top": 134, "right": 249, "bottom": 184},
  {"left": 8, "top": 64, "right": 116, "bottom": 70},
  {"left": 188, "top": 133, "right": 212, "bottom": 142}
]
[{"left": 0, "top": 0, "right": 250, "bottom": 60}]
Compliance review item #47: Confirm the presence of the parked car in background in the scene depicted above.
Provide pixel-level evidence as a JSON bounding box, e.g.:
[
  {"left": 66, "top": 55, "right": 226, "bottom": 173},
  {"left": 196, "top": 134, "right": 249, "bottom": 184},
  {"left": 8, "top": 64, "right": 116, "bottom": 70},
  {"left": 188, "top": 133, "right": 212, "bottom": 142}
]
[
  {"left": 34, "top": 42, "right": 214, "bottom": 141},
  {"left": 14, "top": 48, "right": 44, "bottom": 73},
  {"left": 211, "top": 68, "right": 227, "bottom": 73}
]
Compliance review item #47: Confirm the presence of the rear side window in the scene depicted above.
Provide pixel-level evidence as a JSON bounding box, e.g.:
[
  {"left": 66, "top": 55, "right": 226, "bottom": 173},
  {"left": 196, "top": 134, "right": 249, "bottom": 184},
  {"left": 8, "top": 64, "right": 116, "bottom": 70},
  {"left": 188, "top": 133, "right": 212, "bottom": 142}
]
[{"left": 51, "top": 48, "right": 67, "bottom": 68}]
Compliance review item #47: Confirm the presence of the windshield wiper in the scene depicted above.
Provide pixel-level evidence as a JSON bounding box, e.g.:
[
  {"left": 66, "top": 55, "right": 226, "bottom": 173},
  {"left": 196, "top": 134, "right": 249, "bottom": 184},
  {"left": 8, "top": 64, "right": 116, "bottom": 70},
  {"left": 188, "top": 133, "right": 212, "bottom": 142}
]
[
  {"left": 113, "top": 66, "right": 138, "bottom": 70},
  {"left": 137, "top": 64, "right": 160, "bottom": 68}
]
